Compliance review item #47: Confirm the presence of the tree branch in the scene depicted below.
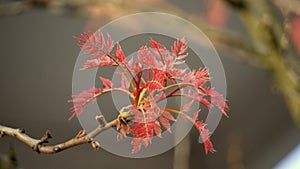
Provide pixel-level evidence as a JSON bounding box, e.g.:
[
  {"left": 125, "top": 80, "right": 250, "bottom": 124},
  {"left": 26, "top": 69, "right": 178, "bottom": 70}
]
[{"left": 0, "top": 117, "right": 117, "bottom": 154}]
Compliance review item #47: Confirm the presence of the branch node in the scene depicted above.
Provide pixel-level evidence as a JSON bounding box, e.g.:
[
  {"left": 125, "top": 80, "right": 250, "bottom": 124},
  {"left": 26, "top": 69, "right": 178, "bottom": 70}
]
[{"left": 91, "top": 140, "right": 100, "bottom": 150}]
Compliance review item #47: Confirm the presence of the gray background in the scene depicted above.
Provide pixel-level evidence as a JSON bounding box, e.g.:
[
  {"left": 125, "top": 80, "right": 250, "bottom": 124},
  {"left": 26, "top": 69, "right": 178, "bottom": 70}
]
[{"left": 0, "top": 5, "right": 299, "bottom": 169}]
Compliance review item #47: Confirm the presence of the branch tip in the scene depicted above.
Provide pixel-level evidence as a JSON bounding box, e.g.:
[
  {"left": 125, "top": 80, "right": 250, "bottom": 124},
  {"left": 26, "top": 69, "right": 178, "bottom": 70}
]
[
  {"left": 38, "top": 130, "right": 52, "bottom": 145},
  {"left": 96, "top": 115, "right": 106, "bottom": 126}
]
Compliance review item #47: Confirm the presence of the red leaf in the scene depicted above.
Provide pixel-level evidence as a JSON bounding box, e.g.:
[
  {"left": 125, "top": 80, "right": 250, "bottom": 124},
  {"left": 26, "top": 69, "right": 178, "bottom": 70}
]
[
  {"left": 97, "top": 32, "right": 105, "bottom": 49},
  {"left": 142, "top": 81, "right": 163, "bottom": 92},
  {"left": 162, "top": 111, "right": 176, "bottom": 121},
  {"left": 182, "top": 100, "right": 194, "bottom": 112},
  {"left": 121, "top": 73, "right": 130, "bottom": 89},
  {"left": 204, "top": 139, "right": 216, "bottom": 154},
  {"left": 131, "top": 140, "right": 142, "bottom": 154},
  {"left": 99, "top": 77, "right": 112, "bottom": 89},
  {"left": 199, "top": 97, "right": 211, "bottom": 110},
  {"left": 116, "top": 43, "right": 126, "bottom": 61},
  {"left": 172, "top": 38, "right": 188, "bottom": 57},
  {"left": 68, "top": 87, "right": 101, "bottom": 119},
  {"left": 200, "top": 128, "right": 216, "bottom": 154},
  {"left": 193, "top": 109, "right": 201, "bottom": 122},
  {"left": 81, "top": 59, "right": 100, "bottom": 70},
  {"left": 159, "top": 116, "right": 171, "bottom": 133},
  {"left": 205, "top": 88, "right": 229, "bottom": 117},
  {"left": 154, "top": 120, "right": 162, "bottom": 138},
  {"left": 106, "top": 33, "right": 113, "bottom": 52},
  {"left": 150, "top": 39, "right": 169, "bottom": 61},
  {"left": 150, "top": 39, "right": 161, "bottom": 49},
  {"left": 195, "top": 121, "right": 206, "bottom": 131}
]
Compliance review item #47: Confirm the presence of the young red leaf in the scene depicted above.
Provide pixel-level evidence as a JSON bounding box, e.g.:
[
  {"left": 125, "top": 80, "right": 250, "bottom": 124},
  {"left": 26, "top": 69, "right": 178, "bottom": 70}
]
[
  {"left": 182, "top": 100, "right": 194, "bottom": 113},
  {"left": 200, "top": 97, "right": 211, "bottom": 110},
  {"left": 195, "top": 121, "right": 206, "bottom": 131},
  {"left": 150, "top": 39, "right": 162, "bottom": 50},
  {"left": 159, "top": 116, "right": 171, "bottom": 133},
  {"left": 193, "top": 109, "right": 201, "bottom": 122},
  {"left": 131, "top": 138, "right": 142, "bottom": 154},
  {"left": 172, "top": 38, "right": 188, "bottom": 57},
  {"left": 116, "top": 43, "right": 126, "bottom": 61},
  {"left": 121, "top": 73, "right": 130, "bottom": 89},
  {"left": 97, "top": 32, "right": 105, "bottom": 49},
  {"left": 162, "top": 111, "right": 176, "bottom": 121},
  {"left": 205, "top": 88, "right": 229, "bottom": 117},
  {"left": 80, "top": 59, "right": 101, "bottom": 70},
  {"left": 200, "top": 128, "right": 216, "bottom": 154},
  {"left": 99, "top": 77, "right": 112, "bottom": 89},
  {"left": 68, "top": 87, "right": 101, "bottom": 120},
  {"left": 106, "top": 33, "right": 113, "bottom": 52},
  {"left": 154, "top": 120, "right": 162, "bottom": 138}
]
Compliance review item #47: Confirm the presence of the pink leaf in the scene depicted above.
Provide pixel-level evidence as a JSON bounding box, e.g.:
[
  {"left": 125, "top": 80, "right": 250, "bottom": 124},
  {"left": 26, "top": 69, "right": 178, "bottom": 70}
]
[
  {"left": 150, "top": 39, "right": 162, "bottom": 50},
  {"left": 68, "top": 87, "right": 101, "bottom": 119},
  {"left": 205, "top": 88, "right": 229, "bottom": 117},
  {"left": 81, "top": 59, "right": 100, "bottom": 70},
  {"left": 154, "top": 120, "right": 162, "bottom": 138},
  {"left": 116, "top": 43, "right": 126, "bottom": 61},
  {"left": 97, "top": 32, "right": 105, "bottom": 49},
  {"left": 131, "top": 140, "right": 142, "bottom": 154},
  {"left": 195, "top": 121, "right": 206, "bottom": 131},
  {"left": 172, "top": 38, "right": 188, "bottom": 57},
  {"left": 150, "top": 39, "right": 169, "bottom": 61},
  {"left": 106, "top": 33, "right": 113, "bottom": 52},
  {"left": 193, "top": 109, "right": 201, "bottom": 122},
  {"left": 159, "top": 116, "right": 171, "bottom": 133},
  {"left": 121, "top": 73, "right": 130, "bottom": 89},
  {"left": 162, "top": 111, "right": 176, "bottom": 121},
  {"left": 99, "top": 77, "right": 112, "bottom": 89},
  {"left": 182, "top": 100, "right": 194, "bottom": 112},
  {"left": 200, "top": 97, "right": 211, "bottom": 110},
  {"left": 200, "top": 128, "right": 216, "bottom": 154}
]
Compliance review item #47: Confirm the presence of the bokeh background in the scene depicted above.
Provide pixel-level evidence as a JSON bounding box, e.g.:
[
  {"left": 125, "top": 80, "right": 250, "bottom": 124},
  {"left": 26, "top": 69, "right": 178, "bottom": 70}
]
[{"left": 0, "top": 0, "right": 300, "bottom": 169}]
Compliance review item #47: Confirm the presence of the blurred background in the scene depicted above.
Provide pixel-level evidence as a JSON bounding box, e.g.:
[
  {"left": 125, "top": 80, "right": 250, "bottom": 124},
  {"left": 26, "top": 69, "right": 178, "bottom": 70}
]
[{"left": 0, "top": 0, "right": 300, "bottom": 169}]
